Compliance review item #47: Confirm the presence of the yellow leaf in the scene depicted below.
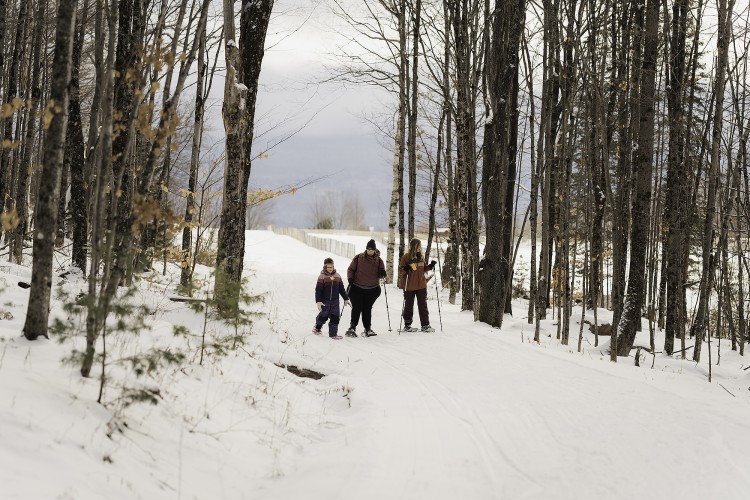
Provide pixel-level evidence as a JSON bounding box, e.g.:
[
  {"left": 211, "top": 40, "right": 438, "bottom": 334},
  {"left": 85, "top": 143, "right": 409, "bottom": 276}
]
[{"left": 0, "top": 208, "right": 20, "bottom": 230}]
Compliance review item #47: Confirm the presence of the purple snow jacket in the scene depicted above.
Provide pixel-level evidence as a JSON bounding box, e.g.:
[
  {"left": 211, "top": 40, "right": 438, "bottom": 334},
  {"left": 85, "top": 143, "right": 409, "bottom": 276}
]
[{"left": 315, "top": 268, "right": 350, "bottom": 316}]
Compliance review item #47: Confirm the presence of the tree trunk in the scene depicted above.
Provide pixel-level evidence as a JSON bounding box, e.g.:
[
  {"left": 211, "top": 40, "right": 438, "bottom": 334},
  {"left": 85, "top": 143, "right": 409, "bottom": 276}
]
[
  {"left": 614, "top": 0, "right": 660, "bottom": 357},
  {"left": 0, "top": 0, "right": 8, "bottom": 222},
  {"left": 662, "top": 0, "right": 689, "bottom": 355},
  {"left": 22, "top": 0, "right": 78, "bottom": 341},
  {"left": 479, "top": 0, "right": 526, "bottom": 327},
  {"left": 407, "top": 0, "right": 421, "bottom": 240},
  {"left": 216, "top": 0, "right": 275, "bottom": 313},
  {"left": 11, "top": 0, "right": 45, "bottom": 264},
  {"left": 67, "top": 1, "right": 88, "bottom": 272},
  {"left": 181, "top": 9, "right": 209, "bottom": 287}
]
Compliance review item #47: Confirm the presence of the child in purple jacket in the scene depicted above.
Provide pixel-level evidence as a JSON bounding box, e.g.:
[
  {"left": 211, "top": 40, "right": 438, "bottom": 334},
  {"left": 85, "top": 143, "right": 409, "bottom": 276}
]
[{"left": 313, "top": 257, "right": 351, "bottom": 339}]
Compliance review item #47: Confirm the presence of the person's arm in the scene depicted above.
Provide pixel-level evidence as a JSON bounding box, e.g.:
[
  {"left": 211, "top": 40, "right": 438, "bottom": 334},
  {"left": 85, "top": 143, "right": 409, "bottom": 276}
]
[
  {"left": 347, "top": 255, "right": 358, "bottom": 281},
  {"left": 378, "top": 258, "right": 386, "bottom": 278}
]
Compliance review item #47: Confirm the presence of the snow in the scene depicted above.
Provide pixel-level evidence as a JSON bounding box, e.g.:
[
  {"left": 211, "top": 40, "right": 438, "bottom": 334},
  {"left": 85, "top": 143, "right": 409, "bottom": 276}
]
[{"left": 2, "top": 231, "right": 750, "bottom": 499}]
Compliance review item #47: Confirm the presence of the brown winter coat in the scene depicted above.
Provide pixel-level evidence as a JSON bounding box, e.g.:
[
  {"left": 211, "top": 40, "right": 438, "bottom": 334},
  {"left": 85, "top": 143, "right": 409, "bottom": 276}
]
[
  {"left": 348, "top": 250, "right": 385, "bottom": 288},
  {"left": 398, "top": 254, "right": 428, "bottom": 291}
]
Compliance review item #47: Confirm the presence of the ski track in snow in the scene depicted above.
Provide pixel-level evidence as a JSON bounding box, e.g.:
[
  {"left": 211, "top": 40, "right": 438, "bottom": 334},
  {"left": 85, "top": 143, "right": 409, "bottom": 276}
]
[{"left": 245, "top": 231, "right": 750, "bottom": 500}]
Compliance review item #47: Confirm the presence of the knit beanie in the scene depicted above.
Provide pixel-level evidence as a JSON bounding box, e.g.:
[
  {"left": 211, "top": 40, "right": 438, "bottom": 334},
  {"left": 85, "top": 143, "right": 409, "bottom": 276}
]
[{"left": 366, "top": 239, "right": 377, "bottom": 250}]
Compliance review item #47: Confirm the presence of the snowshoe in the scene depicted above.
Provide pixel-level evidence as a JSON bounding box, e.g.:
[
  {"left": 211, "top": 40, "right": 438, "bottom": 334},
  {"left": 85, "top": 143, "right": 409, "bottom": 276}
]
[
  {"left": 398, "top": 326, "right": 418, "bottom": 333},
  {"left": 345, "top": 327, "right": 358, "bottom": 338},
  {"left": 329, "top": 335, "right": 343, "bottom": 340},
  {"left": 363, "top": 329, "right": 378, "bottom": 337},
  {"left": 312, "top": 326, "right": 322, "bottom": 335},
  {"left": 420, "top": 325, "right": 435, "bottom": 333}
]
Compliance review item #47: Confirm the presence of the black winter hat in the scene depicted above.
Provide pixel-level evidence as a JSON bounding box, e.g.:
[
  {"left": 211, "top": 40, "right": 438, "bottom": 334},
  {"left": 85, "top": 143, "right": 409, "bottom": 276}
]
[{"left": 366, "top": 239, "right": 377, "bottom": 250}]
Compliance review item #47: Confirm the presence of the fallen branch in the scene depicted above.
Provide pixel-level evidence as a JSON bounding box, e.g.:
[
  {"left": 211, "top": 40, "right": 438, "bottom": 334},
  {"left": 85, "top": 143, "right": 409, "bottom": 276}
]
[
  {"left": 168, "top": 296, "right": 207, "bottom": 303},
  {"left": 719, "top": 384, "right": 736, "bottom": 397},
  {"left": 671, "top": 345, "right": 694, "bottom": 356}
]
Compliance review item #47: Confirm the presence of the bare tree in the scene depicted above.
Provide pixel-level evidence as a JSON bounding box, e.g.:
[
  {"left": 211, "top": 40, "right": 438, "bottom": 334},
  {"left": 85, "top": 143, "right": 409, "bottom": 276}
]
[
  {"left": 23, "top": 0, "right": 79, "bottom": 341},
  {"left": 215, "top": 0, "right": 275, "bottom": 313}
]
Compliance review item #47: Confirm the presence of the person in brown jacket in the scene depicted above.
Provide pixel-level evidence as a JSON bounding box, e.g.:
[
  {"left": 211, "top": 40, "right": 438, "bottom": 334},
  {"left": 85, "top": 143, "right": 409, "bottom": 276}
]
[
  {"left": 345, "top": 239, "right": 386, "bottom": 337},
  {"left": 398, "top": 238, "right": 437, "bottom": 332}
]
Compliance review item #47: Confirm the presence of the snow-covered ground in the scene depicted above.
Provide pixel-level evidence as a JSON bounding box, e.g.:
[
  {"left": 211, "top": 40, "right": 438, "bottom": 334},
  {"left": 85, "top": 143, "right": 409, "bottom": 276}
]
[{"left": 1, "top": 230, "right": 749, "bottom": 500}]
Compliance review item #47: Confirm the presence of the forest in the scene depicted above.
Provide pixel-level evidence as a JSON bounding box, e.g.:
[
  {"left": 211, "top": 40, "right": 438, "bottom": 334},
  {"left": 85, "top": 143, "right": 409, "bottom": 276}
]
[{"left": 0, "top": 0, "right": 749, "bottom": 377}]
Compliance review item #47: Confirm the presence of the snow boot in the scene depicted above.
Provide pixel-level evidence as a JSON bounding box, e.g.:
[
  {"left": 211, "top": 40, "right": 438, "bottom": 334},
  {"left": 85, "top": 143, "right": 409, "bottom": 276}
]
[
  {"left": 363, "top": 329, "right": 378, "bottom": 337},
  {"left": 329, "top": 335, "right": 343, "bottom": 340},
  {"left": 345, "top": 326, "right": 358, "bottom": 338},
  {"left": 420, "top": 325, "right": 435, "bottom": 333},
  {"left": 312, "top": 326, "right": 322, "bottom": 335},
  {"left": 399, "top": 324, "right": 418, "bottom": 333}
]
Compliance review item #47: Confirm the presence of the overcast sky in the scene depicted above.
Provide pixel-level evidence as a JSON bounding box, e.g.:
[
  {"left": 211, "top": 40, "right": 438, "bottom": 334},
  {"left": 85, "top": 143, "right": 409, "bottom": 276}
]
[{"left": 202, "top": 1, "right": 395, "bottom": 230}]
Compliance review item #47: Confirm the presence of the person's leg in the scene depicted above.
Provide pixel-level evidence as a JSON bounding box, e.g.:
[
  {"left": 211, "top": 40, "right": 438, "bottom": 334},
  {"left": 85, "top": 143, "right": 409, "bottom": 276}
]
[
  {"left": 349, "top": 285, "right": 364, "bottom": 329},
  {"left": 402, "top": 290, "right": 416, "bottom": 327},
  {"left": 362, "top": 286, "right": 382, "bottom": 330},
  {"left": 328, "top": 313, "right": 340, "bottom": 337},
  {"left": 315, "top": 306, "right": 329, "bottom": 330},
  {"left": 416, "top": 288, "right": 430, "bottom": 327}
]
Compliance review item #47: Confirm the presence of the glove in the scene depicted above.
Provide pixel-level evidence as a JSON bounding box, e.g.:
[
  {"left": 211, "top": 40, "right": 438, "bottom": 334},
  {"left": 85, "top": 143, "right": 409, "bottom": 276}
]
[
  {"left": 378, "top": 269, "right": 387, "bottom": 278},
  {"left": 428, "top": 260, "right": 437, "bottom": 271},
  {"left": 348, "top": 278, "right": 353, "bottom": 287},
  {"left": 345, "top": 300, "right": 352, "bottom": 307},
  {"left": 316, "top": 302, "right": 324, "bottom": 311}
]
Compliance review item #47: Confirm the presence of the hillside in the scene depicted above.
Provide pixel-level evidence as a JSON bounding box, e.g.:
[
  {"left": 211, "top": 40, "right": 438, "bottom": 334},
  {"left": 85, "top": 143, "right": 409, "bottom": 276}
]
[{"left": 1, "top": 230, "right": 749, "bottom": 500}]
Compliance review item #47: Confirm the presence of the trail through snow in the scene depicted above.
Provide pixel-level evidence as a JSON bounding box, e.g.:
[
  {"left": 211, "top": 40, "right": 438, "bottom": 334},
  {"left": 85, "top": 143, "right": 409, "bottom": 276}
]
[{"left": 244, "top": 231, "right": 750, "bottom": 500}]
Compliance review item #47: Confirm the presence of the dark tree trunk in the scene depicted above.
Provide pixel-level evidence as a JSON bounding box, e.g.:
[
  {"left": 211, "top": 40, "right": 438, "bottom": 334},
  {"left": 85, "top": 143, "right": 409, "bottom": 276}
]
[
  {"left": 1, "top": 0, "right": 29, "bottom": 219},
  {"left": 610, "top": 0, "right": 634, "bottom": 336},
  {"left": 0, "top": 0, "right": 8, "bottom": 222},
  {"left": 12, "top": 0, "right": 45, "bottom": 264},
  {"left": 692, "top": 0, "right": 734, "bottom": 363},
  {"left": 479, "top": 0, "right": 526, "bottom": 327},
  {"left": 68, "top": 1, "right": 89, "bottom": 274},
  {"left": 216, "top": 0, "right": 275, "bottom": 313},
  {"left": 407, "top": 0, "right": 421, "bottom": 240},
  {"left": 614, "top": 0, "right": 660, "bottom": 357},
  {"left": 662, "top": 0, "right": 689, "bottom": 355},
  {"left": 450, "top": 0, "right": 478, "bottom": 312},
  {"left": 22, "top": 0, "right": 78, "bottom": 341}
]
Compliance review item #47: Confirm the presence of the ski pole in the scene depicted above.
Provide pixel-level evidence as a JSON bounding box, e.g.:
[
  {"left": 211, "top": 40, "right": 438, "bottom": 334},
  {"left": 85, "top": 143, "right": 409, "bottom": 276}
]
[
  {"left": 398, "top": 263, "right": 408, "bottom": 335},
  {"left": 341, "top": 283, "right": 351, "bottom": 317},
  {"left": 382, "top": 279, "right": 392, "bottom": 331},
  {"left": 433, "top": 231, "right": 444, "bottom": 333}
]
